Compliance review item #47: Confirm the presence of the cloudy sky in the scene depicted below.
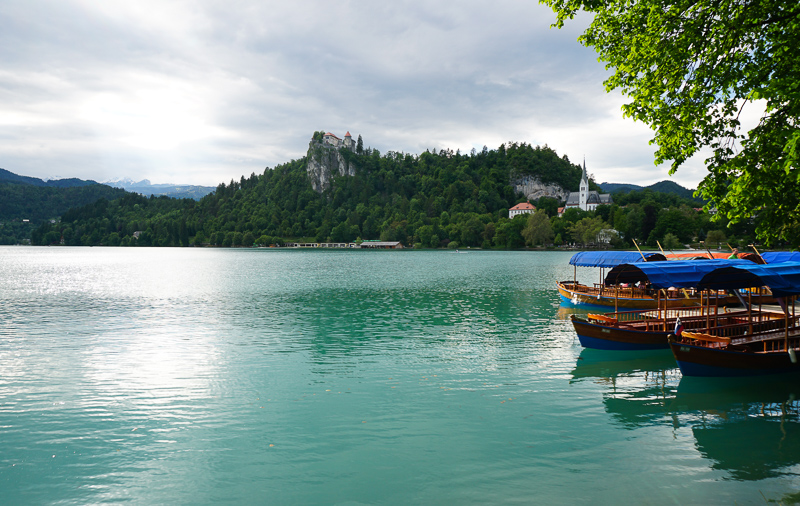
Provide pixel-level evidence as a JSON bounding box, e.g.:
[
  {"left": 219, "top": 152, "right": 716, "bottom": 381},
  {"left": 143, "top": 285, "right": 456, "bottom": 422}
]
[{"left": 1, "top": 0, "right": 710, "bottom": 189}]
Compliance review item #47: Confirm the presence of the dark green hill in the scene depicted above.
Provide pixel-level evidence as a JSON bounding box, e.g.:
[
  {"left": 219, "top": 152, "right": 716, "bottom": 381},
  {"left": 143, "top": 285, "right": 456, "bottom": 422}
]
[
  {"left": 30, "top": 140, "right": 726, "bottom": 249},
  {"left": 32, "top": 142, "right": 587, "bottom": 247},
  {"left": 647, "top": 180, "right": 698, "bottom": 200},
  {"left": 0, "top": 168, "right": 128, "bottom": 244},
  {"left": 598, "top": 182, "right": 642, "bottom": 193},
  {"left": 600, "top": 180, "right": 702, "bottom": 202},
  {"left": 0, "top": 168, "right": 98, "bottom": 187}
]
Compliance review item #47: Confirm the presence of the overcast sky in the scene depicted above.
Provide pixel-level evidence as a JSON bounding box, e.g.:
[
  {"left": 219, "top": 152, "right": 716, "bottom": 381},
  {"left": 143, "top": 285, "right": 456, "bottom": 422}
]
[{"left": 0, "top": 0, "right": 710, "bottom": 189}]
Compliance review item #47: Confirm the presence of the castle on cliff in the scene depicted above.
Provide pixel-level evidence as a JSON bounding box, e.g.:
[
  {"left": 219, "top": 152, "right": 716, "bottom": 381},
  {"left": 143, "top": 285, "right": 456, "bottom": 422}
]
[{"left": 322, "top": 131, "right": 355, "bottom": 151}]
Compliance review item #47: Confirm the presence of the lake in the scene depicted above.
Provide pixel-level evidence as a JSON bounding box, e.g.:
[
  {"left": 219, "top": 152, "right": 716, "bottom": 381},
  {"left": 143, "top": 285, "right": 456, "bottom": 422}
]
[{"left": 1, "top": 247, "right": 799, "bottom": 504}]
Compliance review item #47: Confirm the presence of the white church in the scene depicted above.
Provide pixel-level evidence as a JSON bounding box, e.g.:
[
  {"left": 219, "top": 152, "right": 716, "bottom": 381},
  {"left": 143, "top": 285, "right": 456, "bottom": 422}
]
[{"left": 563, "top": 160, "right": 612, "bottom": 212}]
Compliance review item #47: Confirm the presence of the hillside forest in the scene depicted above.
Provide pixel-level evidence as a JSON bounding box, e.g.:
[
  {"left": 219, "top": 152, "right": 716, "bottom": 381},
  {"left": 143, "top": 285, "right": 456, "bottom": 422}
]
[
  {"left": 29, "top": 142, "right": 757, "bottom": 250},
  {"left": 0, "top": 183, "right": 127, "bottom": 245}
]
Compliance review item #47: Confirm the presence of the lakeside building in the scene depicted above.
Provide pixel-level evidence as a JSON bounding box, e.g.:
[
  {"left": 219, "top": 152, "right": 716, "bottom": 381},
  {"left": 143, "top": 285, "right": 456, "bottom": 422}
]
[{"left": 509, "top": 202, "right": 536, "bottom": 218}]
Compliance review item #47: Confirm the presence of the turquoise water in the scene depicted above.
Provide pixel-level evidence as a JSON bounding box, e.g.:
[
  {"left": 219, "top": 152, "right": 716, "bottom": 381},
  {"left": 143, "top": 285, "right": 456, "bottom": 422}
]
[{"left": 1, "top": 247, "right": 799, "bottom": 505}]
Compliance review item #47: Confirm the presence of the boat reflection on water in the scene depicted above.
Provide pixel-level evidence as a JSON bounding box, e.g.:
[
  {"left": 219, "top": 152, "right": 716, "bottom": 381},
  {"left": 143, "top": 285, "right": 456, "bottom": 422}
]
[
  {"left": 554, "top": 305, "right": 592, "bottom": 322},
  {"left": 571, "top": 347, "right": 678, "bottom": 382},
  {"left": 672, "top": 376, "right": 800, "bottom": 481},
  {"left": 572, "top": 348, "right": 681, "bottom": 428},
  {"left": 578, "top": 350, "right": 800, "bottom": 481}
]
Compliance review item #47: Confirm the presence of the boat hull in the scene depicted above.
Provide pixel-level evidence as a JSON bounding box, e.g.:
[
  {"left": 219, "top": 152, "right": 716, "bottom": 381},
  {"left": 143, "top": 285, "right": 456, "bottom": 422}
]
[
  {"left": 571, "top": 315, "right": 671, "bottom": 350},
  {"left": 669, "top": 341, "right": 800, "bottom": 377}
]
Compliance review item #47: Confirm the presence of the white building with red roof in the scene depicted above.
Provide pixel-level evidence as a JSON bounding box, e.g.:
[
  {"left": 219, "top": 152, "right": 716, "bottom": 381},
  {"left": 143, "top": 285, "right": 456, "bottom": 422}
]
[
  {"left": 322, "top": 132, "right": 341, "bottom": 147},
  {"left": 509, "top": 202, "right": 536, "bottom": 218}
]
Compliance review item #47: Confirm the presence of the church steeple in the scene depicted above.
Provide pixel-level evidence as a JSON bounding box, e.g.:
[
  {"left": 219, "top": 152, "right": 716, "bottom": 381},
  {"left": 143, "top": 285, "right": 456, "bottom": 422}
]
[
  {"left": 581, "top": 158, "right": 587, "bottom": 182},
  {"left": 580, "top": 158, "right": 588, "bottom": 211}
]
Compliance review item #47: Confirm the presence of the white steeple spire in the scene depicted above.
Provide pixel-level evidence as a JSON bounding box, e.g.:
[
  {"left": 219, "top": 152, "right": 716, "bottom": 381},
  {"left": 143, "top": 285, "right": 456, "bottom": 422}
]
[{"left": 580, "top": 158, "right": 588, "bottom": 211}]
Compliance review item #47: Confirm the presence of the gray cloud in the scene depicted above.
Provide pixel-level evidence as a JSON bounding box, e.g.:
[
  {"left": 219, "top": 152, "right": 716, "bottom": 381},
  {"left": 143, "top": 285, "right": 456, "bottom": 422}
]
[{"left": 0, "top": 0, "right": 706, "bottom": 189}]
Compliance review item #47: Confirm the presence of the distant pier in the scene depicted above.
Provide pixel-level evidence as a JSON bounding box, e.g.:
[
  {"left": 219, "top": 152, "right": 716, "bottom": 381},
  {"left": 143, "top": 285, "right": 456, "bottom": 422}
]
[{"left": 287, "top": 241, "right": 403, "bottom": 249}]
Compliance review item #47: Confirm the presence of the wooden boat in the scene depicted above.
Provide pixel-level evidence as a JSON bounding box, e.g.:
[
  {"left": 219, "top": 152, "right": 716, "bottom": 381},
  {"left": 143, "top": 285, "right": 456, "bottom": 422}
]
[
  {"left": 668, "top": 262, "right": 800, "bottom": 377},
  {"left": 670, "top": 326, "right": 800, "bottom": 376},
  {"left": 570, "top": 259, "right": 775, "bottom": 350},
  {"left": 557, "top": 281, "right": 701, "bottom": 309},
  {"left": 558, "top": 251, "right": 672, "bottom": 309},
  {"left": 572, "top": 302, "right": 779, "bottom": 351},
  {"left": 558, "top": 251, "right": 771, "bottom": 310}
]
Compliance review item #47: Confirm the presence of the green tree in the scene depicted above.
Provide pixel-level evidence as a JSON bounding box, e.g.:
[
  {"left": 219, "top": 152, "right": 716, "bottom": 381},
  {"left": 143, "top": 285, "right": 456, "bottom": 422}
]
[
  {"left": 569, "top": 216, "right": 606, "bottom": 246},
  {"left": 460, "top": 216, "right": 485, "bottom": 247},
  {"left": 705, "top": 229, "right": 727, "bottom": 248},
  {"left": 662, "top": 232, "right": 682, "bottom": 250},
  {"left": 242, "top": 231, "right": 255, "bottom": 247},
  {"left": 521, "top": 210, "right": 555, "bottom": 247},
  {"left": 533, "top": 197, "right": 560, "bottom": 217},
  {"left": 543, "top": 0, "right": 800, "bottom": 247},
  {"left": 493, "top": 217, "right": 526, "bottom": 249}
]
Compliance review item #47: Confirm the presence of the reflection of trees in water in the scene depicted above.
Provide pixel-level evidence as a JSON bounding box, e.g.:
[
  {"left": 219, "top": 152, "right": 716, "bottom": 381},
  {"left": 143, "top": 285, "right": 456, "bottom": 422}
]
[{"left": 576, "top": 351, "right": 800, "bottom": 482}]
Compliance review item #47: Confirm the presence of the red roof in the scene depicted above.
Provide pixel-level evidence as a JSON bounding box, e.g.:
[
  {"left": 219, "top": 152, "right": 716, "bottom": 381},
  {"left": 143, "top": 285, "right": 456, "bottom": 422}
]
[
  {"left": 324, "top": 132, "right": 341, "bottom": 140},
  {"left": 345, "top": 131, "right": 351, "bottom": 137},
  {"left": 510, "top": 203, "right": 536, "bottom": 211}
]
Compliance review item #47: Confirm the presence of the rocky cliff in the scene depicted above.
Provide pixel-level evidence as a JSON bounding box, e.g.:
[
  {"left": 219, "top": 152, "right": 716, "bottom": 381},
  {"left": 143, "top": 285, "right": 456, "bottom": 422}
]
[
  {"left": 512, "top": 174, "right": 569, "bottom": 202},
  {"left": 306, "top": 142, "right": 356, "bottom": 193}
]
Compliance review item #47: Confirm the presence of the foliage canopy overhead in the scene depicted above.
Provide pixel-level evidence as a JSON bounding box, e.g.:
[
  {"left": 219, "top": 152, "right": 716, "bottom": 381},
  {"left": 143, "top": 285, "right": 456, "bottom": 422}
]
[{"left": 542, "top": 0, "right": 800, "bottom": 246}]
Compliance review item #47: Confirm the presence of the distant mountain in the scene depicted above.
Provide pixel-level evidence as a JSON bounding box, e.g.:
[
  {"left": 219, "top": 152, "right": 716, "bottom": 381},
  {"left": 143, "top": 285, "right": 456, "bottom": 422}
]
[
  {"left": 599, "top": 180, "right": 700, "bottom": 201},
  {"left": 0, "top": 168, "right": 98, "bottom": 188},
  {"left": 597, "top": 182, "right": 642, "bottom": 193},
  {"left": 104, "top": 177, "right": 215, "bottom": 200}
]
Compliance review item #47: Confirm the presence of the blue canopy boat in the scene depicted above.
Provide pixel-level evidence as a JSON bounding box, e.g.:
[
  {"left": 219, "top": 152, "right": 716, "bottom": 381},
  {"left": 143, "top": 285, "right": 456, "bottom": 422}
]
[
  {"left": 570, "top": 259, "right": 767, "bottom": 350},
  {"left": 557, "top": 251, "right": 682, "bottom": 310},
  {"left": 669, "top": 262, "right": 800, "bottom": 376}
]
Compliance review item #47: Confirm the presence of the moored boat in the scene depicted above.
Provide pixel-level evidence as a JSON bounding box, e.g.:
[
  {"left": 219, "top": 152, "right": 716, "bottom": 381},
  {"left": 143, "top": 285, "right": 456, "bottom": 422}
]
[
  {"left": 668, "top": 261, "right": 800, "bottom": 377},
  {"left": 569, "top": 259, "right": 771, "bottom": 350},
  {"left": 557, "top": 251, "right": 671, "bottom": 309},
  {"left": 574, "top": 307, "right": 785, "bottom": 351},
  {"left": 558, "top": 251, "right": 768, "bottom": 310}
]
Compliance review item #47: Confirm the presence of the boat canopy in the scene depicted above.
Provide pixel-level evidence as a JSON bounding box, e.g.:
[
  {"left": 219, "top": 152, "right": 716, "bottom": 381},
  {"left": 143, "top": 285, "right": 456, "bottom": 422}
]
[
  {"left": 604, "top": 259, "right": 750, "bottom": 289},
  {"left": 568, "top": 251, "right": 666, "bottom": 268},
  {"left": 666, "top": 251, "right": 764, "bottom": 263},
  {"left": 697, "top": 262, "right": 800, "bottom": 298},
  {"left": 762, "top": 252, "right": 800, "bottom": 264}
]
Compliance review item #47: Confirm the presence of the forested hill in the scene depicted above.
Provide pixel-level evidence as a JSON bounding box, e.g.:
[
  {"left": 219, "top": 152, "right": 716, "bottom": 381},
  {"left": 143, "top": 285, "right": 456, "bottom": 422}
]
[
  {"left": 0, "top": 168, "right": 129, "bottom": 244},
  {"left": 32, "top": 142, "right": 591, "bottom": 247},
  {"left": 600, "top": 180, "right": 701, "bottom": 202},
  {"left": 0, "top": 168, "right": 99, "bottom": 187},
  {"left": 0, "top": 168, "right": 127, "bottom": 222}
]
